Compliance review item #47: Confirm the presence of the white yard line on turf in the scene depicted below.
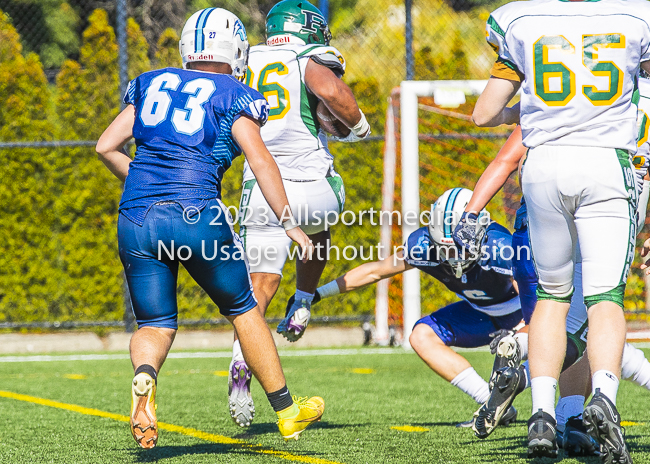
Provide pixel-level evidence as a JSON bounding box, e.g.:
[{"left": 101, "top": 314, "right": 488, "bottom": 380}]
[
  {"left": 3, "top": 342, "right": 647, "bottom": 363},
  {"left": 0, "top": 347, "right": 402, "bottom": 363}
]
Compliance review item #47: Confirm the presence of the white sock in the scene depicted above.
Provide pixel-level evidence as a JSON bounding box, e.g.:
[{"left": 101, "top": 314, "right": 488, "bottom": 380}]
[
  {"left": 317, "top": 280, "right": 340, "bottom": 299},
  {"left": 531, "top": 376, "right": 557, "bottom": 419},
  {"left": 514, "top": 332, "right": 528, "bottom": 360},
  {"left": 451, "top": 367, "right": 490, "bottom": 404},
  {"left": 621, "top": 343, "right": 650, "bottom": 389},
  {"left": 295, "top": 289, "right": 314, "bottom": 305},
  {"left": 555, "top": 395, "right": 585, "bottom": 432},
  {"left": 232, "top": 339, "right": 244, "bottom": 362},
  {"left": 592, "top": 370, "right": 620, "bottom": 405}
]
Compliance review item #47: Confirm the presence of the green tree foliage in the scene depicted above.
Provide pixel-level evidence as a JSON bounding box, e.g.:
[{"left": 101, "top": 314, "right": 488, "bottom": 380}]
[
  {"left": 0, "top": 0, "right": 78, "bottom": 68},
  {"left": 415, "top": 32, "right": 470, "bottom": 80},
  {"left": 56, "top": 9, "right": 121, "bottom": 139},
  {"left": 0, "top": 13, "right": 50, "bottom": 141},
  {"left": 40, "top": 2, "right": 79, "bottom": 68},
  {"left": 56, "top": 60, "right": 87, "bottom": 139},
  {"left": 0, "top": 10, "right": 22, "bottom": 63},
  {"left": 1, "top": 6, "right": 646, "bottom": 327},
  {"left": 49, "top": 9, "right": 125, "bottom": 323},
  {"left": 155, "top": 28, "right": 182, "bottom": 69},
  {"left": 0, "top": 11, "right": 58, "bottom": 323},
  {"left": 78, "top": 9, "right": 120, "bottom": 137},
  {"left": 127, "top": 18, "right": 151, "bottom": 79}
]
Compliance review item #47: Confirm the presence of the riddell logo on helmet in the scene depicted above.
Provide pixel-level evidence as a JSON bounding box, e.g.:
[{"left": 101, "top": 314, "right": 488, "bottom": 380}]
[
  {"left": 188, "top": 54, "right": 214, "bottom": 61},
  {"left": 267, "top": 36, "right": 292, "bottom": 45}
]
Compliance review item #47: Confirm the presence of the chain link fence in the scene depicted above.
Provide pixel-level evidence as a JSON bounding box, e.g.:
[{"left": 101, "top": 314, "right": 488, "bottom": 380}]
[
  {"left": 1, "top": 0, "right": 647, "bottom": 330},
  {"left": 0, "top": 0, "right": 505, "bottom": 92}
]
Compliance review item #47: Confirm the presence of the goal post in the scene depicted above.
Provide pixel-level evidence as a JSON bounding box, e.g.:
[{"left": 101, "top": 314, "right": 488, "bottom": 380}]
[
  {"left": 374, "top": 89, "right": 399, "bottom": 346},
  {"left": 376, "top": 80, "right": 489, "bottom": 349}
]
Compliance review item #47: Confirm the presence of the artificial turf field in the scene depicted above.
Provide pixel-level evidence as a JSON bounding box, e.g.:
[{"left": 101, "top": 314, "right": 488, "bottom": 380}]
[{"left": 1, "top": 347, "right": 650, "bottom": 464}]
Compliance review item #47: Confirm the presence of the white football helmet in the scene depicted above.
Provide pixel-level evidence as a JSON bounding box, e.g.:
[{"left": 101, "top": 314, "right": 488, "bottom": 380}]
[
  {"left": 428, "top": 188, "right": 486, "bottom": 275},
  {"left": 179, "top": 8, "right": 249, "bottom": 80}
]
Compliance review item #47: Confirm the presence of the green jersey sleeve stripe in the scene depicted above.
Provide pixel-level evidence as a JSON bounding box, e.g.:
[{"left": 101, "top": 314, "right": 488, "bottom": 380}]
[
  {"left": 487, "top": 15, "right": 505, "bottom": 37},
  {"left": 297, "top": 45, "right": 323, "bottom": 57}
]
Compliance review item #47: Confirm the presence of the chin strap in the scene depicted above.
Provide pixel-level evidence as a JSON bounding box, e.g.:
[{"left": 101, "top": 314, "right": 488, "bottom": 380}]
[{"left": 454, "top": 262, "right": 463, "bottom": 279}]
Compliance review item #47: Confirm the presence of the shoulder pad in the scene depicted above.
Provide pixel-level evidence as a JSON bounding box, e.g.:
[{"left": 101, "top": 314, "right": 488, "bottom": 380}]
[
  {"left": 250, "top": 44, "right": 267, "bottom": 52},
  {"left": 479, "top": 222, "right": 515, "bottom": 273},
  {"left": 486, "top": 221, "right": 512, "bottom": 238},
  {"left": 485, "top": 2, "right": 525, "bottom": 73},
  {"left": 123, "top": 78, "right": 137, "bottom": 106},
  {"left": 298, "top": 45, "right": 346, "bottom": 76}
]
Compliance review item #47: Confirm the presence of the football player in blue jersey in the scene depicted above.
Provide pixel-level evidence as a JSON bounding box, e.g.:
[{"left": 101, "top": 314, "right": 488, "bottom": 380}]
[
  {"left": 96, "top": 8, "right": 323, "bottom": 449},
  {"left": 302, "top": 188, "right": 523, "bottom": 424}
]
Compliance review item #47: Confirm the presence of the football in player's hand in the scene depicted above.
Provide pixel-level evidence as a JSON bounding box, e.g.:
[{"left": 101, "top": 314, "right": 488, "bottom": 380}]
[{"left": 316, "top": 101, "right": 351, "bottom": 138}]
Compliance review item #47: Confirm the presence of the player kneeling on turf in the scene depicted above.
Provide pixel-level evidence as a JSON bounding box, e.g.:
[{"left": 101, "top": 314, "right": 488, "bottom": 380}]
[
  {"left": 96, "top": 8, "right": 323, "bottom": 449},
  {"left": 292, "top": 188, "right": 523, "bottom": 425}
]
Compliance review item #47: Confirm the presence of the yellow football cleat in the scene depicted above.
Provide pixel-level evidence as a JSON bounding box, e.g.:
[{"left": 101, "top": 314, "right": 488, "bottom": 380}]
[
  {"left": 277, "top": 396, "right": 325, "bottom": 441},
  {"left": 130, "top": 373, "right": 158, "bottom": 449}
]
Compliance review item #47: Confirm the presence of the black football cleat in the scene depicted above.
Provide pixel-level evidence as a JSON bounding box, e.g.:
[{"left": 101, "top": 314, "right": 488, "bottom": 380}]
[
  {"left": 528, "top": 409, "right": 559, "bottom": 458},
  {"left": 561, "top": 415, "right": 599, "bottom": 457},
  {"left": 457, "top": 405, "right": 517, "bottom": 429},
  {"left": 583, "top": 390, "right": 632, "bottom": 464},
  {"left": 473, "top": 365, "right": 526, "bottom": 439},
  {"left": 489, "top": 331, "right": 521, "bottom": 389}
]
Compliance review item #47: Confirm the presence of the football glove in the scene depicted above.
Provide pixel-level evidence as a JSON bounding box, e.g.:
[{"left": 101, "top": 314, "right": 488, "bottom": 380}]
[
  {"left": 453, "top": 212, "right": 486, "bottom": 253},
  {"left": 489, "top": 329, "right": 517, "bottom": 355},
  {"left": 333, "top": 110, "right": 370, "bottom": 143},
  {"left": 284, "top": 290, "right": 322, "bottom": 311}
]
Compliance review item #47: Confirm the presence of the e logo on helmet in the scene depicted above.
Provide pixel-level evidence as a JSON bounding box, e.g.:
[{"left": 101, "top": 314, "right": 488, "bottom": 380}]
[{"left": 301, "top": 10, "right": 325, "bottom": 33}]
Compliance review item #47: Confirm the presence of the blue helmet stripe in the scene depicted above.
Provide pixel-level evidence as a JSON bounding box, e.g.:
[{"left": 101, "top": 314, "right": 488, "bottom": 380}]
[
  {"left": 443, "top": 188, "right": 462, "bottom": 238},
  {"left": 194, "top": 9, "right": 209, "bottom": 53},
  {"left": 194, "top": 8, "right": 216, "bottom": 53}
]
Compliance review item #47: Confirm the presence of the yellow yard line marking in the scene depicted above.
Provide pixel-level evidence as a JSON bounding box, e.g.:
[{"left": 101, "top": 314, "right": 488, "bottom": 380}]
[
  {"left": 390, "top": 425, "right": 429, "bottom": 432},
  {"left": 0, "top": 390, "right": 341, "bottom": 464},
  {"left": 621, "top": 421, "right": 643, "bottom": 427},
  {"left": 350, "top": 368, "right": 376, "bottom": 374}
]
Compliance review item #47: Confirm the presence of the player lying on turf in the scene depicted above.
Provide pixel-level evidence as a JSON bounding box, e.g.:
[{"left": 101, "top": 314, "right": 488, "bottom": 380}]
[
  {"left": 454, "top": 116, "right": 650, "bottom": 454},
  {"left": 228, "top": 0, "right": 370, "bottom": 428},
  {"left": 289, "top": 187, "right": 523, "bottom": 425},
  {"left": 96, "top": 8, "right": 324, "bottom": 448}
]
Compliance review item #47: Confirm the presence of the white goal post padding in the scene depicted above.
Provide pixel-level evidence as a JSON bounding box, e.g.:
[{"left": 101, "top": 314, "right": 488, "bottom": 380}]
[{"left": 376, "top": 80, "right": 489, "bottom": 349}]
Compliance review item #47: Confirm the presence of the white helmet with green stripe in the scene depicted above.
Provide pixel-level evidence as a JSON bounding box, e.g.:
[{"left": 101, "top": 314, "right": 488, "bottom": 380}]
[
  {"left": 429, "top": 188, "right": 485, "bottom": 273},
  {"left": 179, "top": 8, "right": 249, "bottom": 80}
]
